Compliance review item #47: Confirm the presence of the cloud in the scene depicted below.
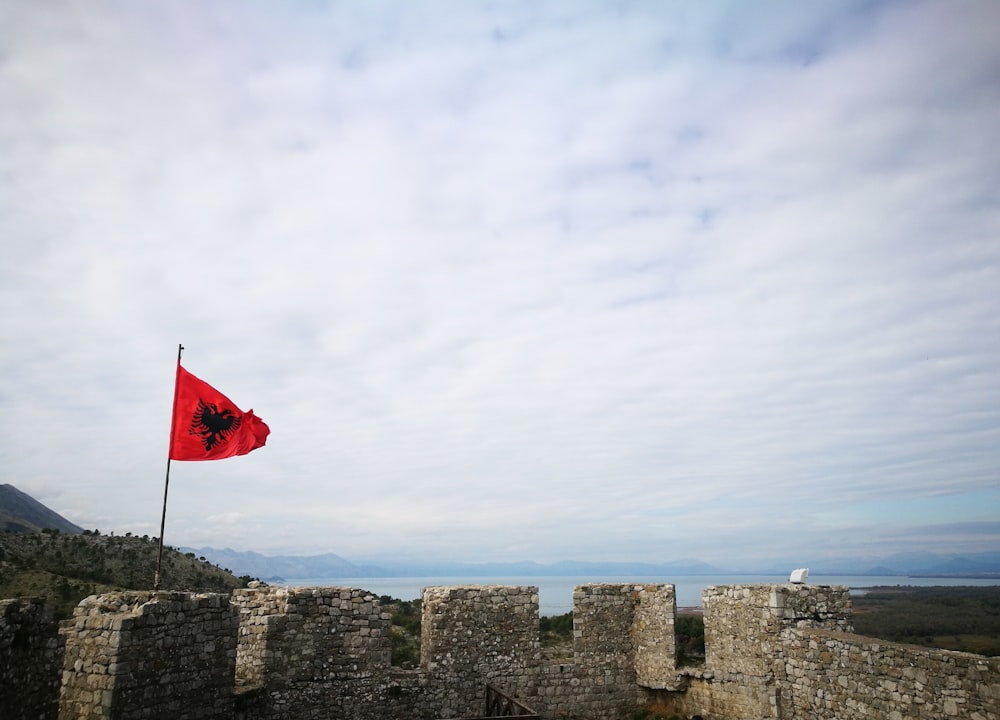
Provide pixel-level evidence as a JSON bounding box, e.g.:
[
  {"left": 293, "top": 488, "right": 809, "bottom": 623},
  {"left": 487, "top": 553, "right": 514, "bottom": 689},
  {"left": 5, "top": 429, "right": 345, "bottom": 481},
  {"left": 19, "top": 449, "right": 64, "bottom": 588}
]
[
  {"left": 2, "top": 0, "right": 998, "bottom": 567},
  {"left": 206, "top": 512, "right": 245, "bottom": 526}
]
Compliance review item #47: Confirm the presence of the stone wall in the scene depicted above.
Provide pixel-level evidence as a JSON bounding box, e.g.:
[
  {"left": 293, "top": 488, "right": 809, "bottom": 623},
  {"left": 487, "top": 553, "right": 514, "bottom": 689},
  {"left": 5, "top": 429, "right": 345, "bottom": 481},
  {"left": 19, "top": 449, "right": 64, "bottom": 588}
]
[
  {"left": 776, "top": 628, "right": 1000, "bottom": 720},
  {"left": 1, "top": 597, "right": 63, "bottom": 720},
  {"left": 232, "top": 585, "right": 289, "bottom": 688},
  {"left": 536, "top": 583, "right": 677, "bottom": 720},
  {"left": 633, "top": 584, "right": 678, "bottom": 688},
  {"left": 661, "top": 583, "right": 851, "bottom": 720},
  {"left": 4, "top": 581, "right": 999, "bottom": 720},
  {"left": 422, "top": 584, "right": 541, "bottom": 717},
  {"left": 58, "top": 591, "right": 238, "bottom": 720},
  {"left": 661, "top": 583, "right": 999, "bottom": 720},
  {"left": 656, "top": 672, "right": 777, "bottom": 720},
  {"left": 232, "top": 582, "right": 677, "bottom": 720},
  {"left": 231, "top": 585, "right": 419, "bottom": 720},
  {"left": 663, "top": 583, "right": 854, "bottom": 719},
  {"left": 703, "top": 583, "right": 852, "bottom": 676}
]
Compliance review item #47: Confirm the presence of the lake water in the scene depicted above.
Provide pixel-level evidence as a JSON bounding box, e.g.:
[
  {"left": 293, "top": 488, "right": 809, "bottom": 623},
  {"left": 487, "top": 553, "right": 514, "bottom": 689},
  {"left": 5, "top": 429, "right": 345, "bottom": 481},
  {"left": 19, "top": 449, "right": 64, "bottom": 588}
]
[{"left": 279, "top": 574, "right": 1000, "bottom": 616}]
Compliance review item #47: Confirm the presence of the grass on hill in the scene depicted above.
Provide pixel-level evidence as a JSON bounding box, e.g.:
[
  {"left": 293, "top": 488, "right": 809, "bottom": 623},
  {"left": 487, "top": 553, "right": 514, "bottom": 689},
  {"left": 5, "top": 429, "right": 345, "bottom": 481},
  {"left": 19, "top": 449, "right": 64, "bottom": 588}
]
[
  {"left": 380, "top": 595, "right": 422, "bottom": 668},
  {"left": 0, "top": 528, "right": 255, "bottom": 620},
  {"left": 851, "top": 585, "right": 1000, "bottom": 656}
]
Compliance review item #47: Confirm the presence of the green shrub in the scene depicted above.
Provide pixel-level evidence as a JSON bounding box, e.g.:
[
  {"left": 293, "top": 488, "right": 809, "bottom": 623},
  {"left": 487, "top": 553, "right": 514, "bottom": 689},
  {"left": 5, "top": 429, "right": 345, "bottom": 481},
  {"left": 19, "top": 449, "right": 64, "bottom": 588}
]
[{"left": 540, "top": 610, "right": 573, "bottom": 648}]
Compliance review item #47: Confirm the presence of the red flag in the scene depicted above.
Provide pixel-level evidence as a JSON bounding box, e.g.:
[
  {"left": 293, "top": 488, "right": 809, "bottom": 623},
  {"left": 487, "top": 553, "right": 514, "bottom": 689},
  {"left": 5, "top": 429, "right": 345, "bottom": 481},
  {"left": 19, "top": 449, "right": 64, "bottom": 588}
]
[{"left": 169, "top": 365, "right": 270, "bottom": 461}]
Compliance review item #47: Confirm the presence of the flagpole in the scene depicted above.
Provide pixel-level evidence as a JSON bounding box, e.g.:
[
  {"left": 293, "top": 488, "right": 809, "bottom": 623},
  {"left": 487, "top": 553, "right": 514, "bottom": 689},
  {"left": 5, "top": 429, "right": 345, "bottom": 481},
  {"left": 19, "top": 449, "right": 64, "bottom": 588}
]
[{"left": 154, "top": 343, "right": 184, "bottom": 591}]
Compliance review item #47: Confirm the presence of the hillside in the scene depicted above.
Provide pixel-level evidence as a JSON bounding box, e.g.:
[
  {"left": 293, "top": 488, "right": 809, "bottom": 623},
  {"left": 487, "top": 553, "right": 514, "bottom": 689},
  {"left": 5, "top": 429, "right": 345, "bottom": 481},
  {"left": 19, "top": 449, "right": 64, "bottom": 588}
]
[
  {"left": 0, "top": 484, "right": 83, "bottom": 534},
  {"left": 0, "top": 529, "right": 254, "bottom": 620}
]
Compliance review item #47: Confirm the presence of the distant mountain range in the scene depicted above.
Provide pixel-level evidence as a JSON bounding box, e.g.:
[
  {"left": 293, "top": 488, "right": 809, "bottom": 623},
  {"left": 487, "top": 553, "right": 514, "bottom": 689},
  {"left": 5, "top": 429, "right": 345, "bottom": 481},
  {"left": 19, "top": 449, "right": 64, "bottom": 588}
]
[
  {"left": 3, "top": 484, "right": 997, "bottom": 581},
  {"left": 180, "top": 546, "right": 372, "bottom": 580},
  {"left": 176, "top": 550, "right": 733, "bottom": 581},
  {"left": 182, "top": 546, "right": 1000, "bottom": 582},
  {"left": 752, "top": 551, "right": 1000, "bottom": 579}
]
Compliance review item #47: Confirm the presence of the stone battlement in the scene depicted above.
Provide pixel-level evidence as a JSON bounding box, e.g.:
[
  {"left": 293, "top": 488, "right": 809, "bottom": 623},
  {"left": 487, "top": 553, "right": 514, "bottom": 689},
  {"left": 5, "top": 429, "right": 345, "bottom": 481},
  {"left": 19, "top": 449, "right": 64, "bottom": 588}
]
[{"left": 1, "top": 583, "right": 997, "bottom": 719}]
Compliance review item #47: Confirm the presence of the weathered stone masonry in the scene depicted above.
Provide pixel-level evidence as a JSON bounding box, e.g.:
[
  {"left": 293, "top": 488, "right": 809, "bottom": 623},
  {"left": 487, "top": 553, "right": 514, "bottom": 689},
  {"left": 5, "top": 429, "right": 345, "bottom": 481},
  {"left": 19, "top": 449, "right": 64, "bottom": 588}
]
[
  {"left": 1, "top": 597, "right": 64, "bottom": 720},
  {"left": 421, "top": 585, "right": 541, "bottom": 716},
  {"left": 229, "top": 583, "right": 676, "bottom": 720},
  {"left": 231, "top": 585, "right": 421, "bottom": 720},
  {"left": 536, "top": 583, "right": 677, "bottom": 719},
  {"left": 2, "top": 582, "right": 998, "bottom": 720},
  {"left": 656, "top": 583, "right": 999, "bottom": 720},
  {"left": 657, "top": 583, "right": 854, "bottom": 719},
  {"left": 58, "top": 591, "right": 238, "bottom": 720},
  {"left": 776, "top": 628, "right": 1000, "bottom": 719}
]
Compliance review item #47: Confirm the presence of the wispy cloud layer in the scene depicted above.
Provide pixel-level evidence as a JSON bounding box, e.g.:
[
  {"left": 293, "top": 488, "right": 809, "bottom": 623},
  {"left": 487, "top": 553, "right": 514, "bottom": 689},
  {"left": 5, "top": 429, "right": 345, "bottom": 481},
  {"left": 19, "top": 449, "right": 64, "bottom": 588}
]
[{"left": 2, "top": 0, "right": 998, "bottom": 566}]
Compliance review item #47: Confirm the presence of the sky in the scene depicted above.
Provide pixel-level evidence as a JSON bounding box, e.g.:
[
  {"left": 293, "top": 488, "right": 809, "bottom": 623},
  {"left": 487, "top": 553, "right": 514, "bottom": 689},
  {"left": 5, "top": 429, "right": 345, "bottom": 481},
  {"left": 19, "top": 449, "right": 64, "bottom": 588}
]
[{"left": 2, "top": 0, "right": 998, "bottom": 570}]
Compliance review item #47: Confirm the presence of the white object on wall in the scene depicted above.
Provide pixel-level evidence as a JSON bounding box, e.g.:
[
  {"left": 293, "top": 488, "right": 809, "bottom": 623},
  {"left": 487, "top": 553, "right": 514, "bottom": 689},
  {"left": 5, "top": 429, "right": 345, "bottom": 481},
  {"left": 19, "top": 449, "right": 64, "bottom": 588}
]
[{"left": 789, "top": 568, "right": 809, "bottom": 584}]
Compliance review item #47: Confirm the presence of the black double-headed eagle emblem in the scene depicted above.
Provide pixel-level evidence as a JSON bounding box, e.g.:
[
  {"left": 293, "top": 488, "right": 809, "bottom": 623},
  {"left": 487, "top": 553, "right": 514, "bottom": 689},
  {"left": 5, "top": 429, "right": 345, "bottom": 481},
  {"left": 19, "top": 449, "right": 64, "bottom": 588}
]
[{"left": 188, "top": 399, "right": 242, "bottom": 451}]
